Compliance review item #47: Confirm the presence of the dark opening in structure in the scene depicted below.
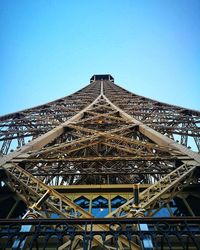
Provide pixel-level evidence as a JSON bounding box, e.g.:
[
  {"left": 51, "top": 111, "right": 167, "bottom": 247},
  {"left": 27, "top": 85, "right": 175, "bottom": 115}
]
[{"left": 90, "top": 74, "right": 114, "bottom": 83}]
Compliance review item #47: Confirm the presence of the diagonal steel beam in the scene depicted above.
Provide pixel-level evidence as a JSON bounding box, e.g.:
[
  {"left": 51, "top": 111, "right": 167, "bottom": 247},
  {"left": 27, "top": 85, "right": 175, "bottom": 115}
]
[
  {"left": 106, "top": 163, "right": 196, "bottom": 218},
  {"left": 1, "top": 81, "right": 200, "bottom": 249},
  {"left": 102, "top": 93, "right": 200, "bottom": 164},
  {"left": 0, "top": 95, "right": 102, "bottom": 166},
  {"left": 3, "top": 163, "right": 140, "bottom": 249}
]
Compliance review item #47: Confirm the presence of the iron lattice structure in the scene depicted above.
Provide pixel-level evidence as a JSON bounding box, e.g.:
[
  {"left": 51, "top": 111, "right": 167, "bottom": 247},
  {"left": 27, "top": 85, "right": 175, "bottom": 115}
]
[{"left": 0, "top": 74, "right": 200, "bottom": 249}]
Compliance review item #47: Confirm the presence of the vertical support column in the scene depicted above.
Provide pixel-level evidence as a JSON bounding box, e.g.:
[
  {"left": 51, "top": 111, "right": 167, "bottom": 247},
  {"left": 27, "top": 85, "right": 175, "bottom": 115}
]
[
  {"left": 108, "top": 194, "right": 112, "bottom": 214},
  {"left": 133, "top": 184, "right": 139, "bottom": 208},
  {"left": 89, "top": 195, "right": 93, "bottom": 214},
  {"left": 100, "top": 80, "right": 104, "bottom": 96},
  {"left": 131, "top": 184, "right": 154, "bottom": 250}
]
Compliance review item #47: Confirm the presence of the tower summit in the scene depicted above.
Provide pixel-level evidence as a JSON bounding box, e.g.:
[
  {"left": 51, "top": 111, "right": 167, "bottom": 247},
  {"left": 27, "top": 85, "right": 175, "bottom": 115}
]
[
  {"left": 0, "top": 75, "right": 200, "bottom": 249},
  {"left": 90, "top": 74, "right": 114, "bottom": 83}
]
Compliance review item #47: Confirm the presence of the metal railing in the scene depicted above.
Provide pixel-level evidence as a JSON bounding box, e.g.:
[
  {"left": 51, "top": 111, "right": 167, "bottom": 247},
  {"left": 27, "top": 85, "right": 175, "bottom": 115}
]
[{"left": 0, "top": 217, "right": 200, "bottom": 249}]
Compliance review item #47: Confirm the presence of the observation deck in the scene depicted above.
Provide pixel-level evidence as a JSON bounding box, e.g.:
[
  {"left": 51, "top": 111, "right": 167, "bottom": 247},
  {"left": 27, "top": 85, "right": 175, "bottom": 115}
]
[{"left": 90, "top": 74, "right": 114, "bottom": 83}]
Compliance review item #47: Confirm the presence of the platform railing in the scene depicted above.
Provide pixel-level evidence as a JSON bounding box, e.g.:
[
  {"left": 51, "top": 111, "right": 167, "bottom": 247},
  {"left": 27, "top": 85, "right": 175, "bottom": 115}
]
[{"left": 0, "top": 217, "right": 200, "bottom": 250}]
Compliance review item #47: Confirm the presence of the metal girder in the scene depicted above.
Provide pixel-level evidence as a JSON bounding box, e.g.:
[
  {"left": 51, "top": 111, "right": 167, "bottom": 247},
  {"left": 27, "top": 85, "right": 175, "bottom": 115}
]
[
  {"left": 106, "top": 163, "right": 196, "bottom": 218},
  {"left": 1, "top": 92, "right": 198, "bottom": 213},
  {"left": 1, "top": 76, "right": 200, "bottom": 249},
  {"left": 0, "top": 82, "right": 101, "bottom": 155},
  {"left": 103, "top": 80, "right": 200, "bottom": 152},
  {"left": 103, "top": 93, "right": 200, "bottom": 164},
  {"left": 0, "top": 94, "right": 102, "bottom": 166},
  {"left": 3, "top": 163, "right": 139, "bottom": 249},
  {"left": 16, "top": 155, "right": 178, "bottom": 163}
]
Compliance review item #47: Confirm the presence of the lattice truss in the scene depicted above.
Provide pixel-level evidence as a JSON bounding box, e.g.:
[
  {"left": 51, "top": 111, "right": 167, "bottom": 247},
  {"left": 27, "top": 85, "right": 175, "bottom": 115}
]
[
  {"left": 0, "top": 82, "right": 100, "bottom": 155},
  {"left": 104, "top": 82, "right": 200, "bottom": 152},
  {"left": 0, "top": 75, "right": 200, "bottom": 249}
]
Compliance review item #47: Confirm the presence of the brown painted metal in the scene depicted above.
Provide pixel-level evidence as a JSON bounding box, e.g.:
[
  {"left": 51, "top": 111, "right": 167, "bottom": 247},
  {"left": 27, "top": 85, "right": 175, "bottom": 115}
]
[{"left": 0, "top": 75, "right": 200, "bottom": 249}]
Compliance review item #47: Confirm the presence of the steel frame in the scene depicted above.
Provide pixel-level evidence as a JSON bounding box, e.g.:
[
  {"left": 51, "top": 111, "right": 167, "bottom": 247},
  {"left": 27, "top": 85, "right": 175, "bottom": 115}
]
[{"left": 0, "top": 75, "right": 200, "bottom": 249}]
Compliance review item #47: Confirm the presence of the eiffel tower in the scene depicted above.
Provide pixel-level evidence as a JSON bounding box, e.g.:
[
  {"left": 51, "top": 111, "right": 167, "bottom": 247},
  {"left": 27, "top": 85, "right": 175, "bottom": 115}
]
[{"left": 0, "top": 74, "right": 200, "bottom": 249}]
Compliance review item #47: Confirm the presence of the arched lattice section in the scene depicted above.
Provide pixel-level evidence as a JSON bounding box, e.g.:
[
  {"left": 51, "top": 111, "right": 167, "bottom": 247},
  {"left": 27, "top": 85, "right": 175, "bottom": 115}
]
[{"left": 92, "top": 196, "right": 108, "bottom": 217}]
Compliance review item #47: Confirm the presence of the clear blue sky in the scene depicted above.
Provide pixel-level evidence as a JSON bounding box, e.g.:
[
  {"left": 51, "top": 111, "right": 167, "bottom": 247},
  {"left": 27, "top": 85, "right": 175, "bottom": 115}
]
[{"left": 0, "top": 0, "right": 200, "bottom": 116}]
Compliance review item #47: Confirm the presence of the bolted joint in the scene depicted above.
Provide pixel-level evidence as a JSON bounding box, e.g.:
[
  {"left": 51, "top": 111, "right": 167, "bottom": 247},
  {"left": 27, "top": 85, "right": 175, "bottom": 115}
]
[
  {"left": 22, "top": 208, "right": 42, "bottom": 219},
  {"left": 130, "top": 207, "right": 145, "bottom": 218}
]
